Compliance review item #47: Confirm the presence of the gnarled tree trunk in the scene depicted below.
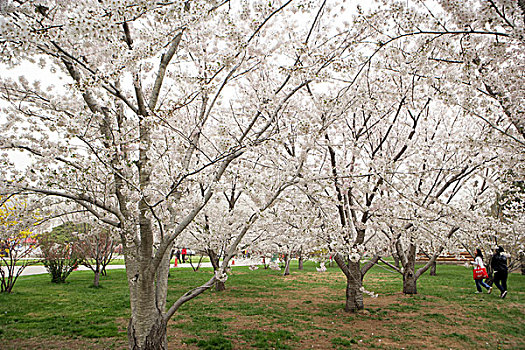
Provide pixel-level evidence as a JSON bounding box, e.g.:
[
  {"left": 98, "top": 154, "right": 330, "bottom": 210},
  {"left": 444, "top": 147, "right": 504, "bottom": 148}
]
[
  {"left": 334, "top": 254, "right": 364, "bottom": 312},
  {"left": 124, "top": 232, "right": 173, "bottom": 350},
  {"left": 402, "top": 243, "right": 417, "bottom": 294},
  {"left": 128, "top": 311, "right": 167, "bottom": 350},
  {"left": 344, "top": 261, "right": 364, "bottom": 312},
  {"left": 126, "top": 266, "right": 169, "bottom": 349},
  {"left": 207, "top": 249, "right": 226, "bottom": 291},
  {"left": 429, "top": 260, "right": 437, "bottom": 276}
]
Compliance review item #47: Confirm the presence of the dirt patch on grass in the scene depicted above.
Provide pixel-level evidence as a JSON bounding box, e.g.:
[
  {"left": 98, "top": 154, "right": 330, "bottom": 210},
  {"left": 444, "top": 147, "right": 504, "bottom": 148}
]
[
  {"left": 165, "top": 272, "right": 521, "bottom": 350},
  {"left": 4, "top": 269, "right": 522, "bottom": 349},
  {"left": 2, "top": 337, "right": 128, "bottom": 350}
]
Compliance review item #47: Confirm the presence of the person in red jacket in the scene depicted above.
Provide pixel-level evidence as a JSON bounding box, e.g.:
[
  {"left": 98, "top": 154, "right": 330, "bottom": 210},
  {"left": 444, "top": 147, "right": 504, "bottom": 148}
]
[{"left": 181, "top": 248, "right": 187, "bottom": 263}]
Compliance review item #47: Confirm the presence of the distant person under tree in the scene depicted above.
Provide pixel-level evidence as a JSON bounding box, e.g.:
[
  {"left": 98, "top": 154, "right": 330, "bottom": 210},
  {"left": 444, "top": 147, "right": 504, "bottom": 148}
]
[{"left": 181, "top": 248, "right": 187, "bottom": 263}]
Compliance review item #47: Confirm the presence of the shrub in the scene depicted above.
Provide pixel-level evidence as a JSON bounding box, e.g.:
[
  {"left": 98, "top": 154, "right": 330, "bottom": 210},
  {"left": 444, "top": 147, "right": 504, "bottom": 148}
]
[{"left": 40, "top": 223, "right": 82, "bottom": 283}]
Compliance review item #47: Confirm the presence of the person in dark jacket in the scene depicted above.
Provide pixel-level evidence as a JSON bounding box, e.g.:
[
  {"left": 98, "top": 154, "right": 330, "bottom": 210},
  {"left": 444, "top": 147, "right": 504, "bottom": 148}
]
[{"left": 491, "top": 246, "right": 508, "bottom": 299}]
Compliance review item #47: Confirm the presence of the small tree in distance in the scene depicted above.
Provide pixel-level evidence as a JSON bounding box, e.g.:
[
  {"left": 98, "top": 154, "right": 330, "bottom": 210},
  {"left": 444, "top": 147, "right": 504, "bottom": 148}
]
[
  {"left": 75, "top": 221, "right": 119, "bottom": 288},
  {"left": 0, "top": 196, "right": 40, "bottom": 293},
  {"left": 40, "top": 222, "right": 82, "bottom": 284}
]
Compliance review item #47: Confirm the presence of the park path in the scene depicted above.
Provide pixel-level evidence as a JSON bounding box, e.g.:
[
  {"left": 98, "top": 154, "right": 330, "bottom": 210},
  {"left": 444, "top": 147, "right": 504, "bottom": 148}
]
[{"left": 3, "top": 258, "right": 258, "bottom": 276}]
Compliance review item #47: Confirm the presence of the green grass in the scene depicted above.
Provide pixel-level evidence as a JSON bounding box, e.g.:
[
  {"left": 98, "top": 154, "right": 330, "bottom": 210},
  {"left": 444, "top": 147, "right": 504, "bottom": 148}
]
[
  {"left": 0, "top": 262, "right": 523, "bottom": 349},
  {"left": 331, "top": 336, "right": 359, "bottom": 347},
  {"left": 12, "top": 255, "right": 211, "bottom": 266},
  {"left": 0, "top": 271, "right": 129, "bottom": 340}
]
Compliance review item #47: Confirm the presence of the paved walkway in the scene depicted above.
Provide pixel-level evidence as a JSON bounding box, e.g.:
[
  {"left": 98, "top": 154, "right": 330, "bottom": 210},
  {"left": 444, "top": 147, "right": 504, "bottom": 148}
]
[{"left": 3, "top": 258, "right": 258, "bottom": 276}]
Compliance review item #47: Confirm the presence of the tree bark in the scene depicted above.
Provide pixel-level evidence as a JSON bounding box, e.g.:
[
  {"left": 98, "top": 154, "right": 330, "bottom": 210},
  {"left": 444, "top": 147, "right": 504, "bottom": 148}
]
[
  {"left": 298, "top": 256, "right": 304, "bottom": 270},
  {"left": 93, "top": 270, "right": 100, "bottom": 287},
  {"left": 520, "top": 251, "right": 525, "bottom": 275},
  {"left": 207, "top": 249, "right": 226, "bottom": 291},
  {"left": 345, "top": 261, "right": 364, "bottom": 312},
  {"left": 393, "top": 254, "right": 400, "bottom": 269},
  {"left": 402, "top": 244, "right": 417, "bottom": 294},
  {"left": 429, "top": 260, "right": 437, "bottom": 276},
  {"left": 126, "top": 254, "right": 169, "bottom": 349},
  {"left": 283, "top": 254, "right": 291, "bottom": 276},
  {"left": 403, "top": 269, "right": 417, "bottom": 294},
  {"left": 334, "top": 254, "right": 363, "bottom": 312},
  {"left": 213, "top": 280, "right": 225, "bottom": 291},
  {"left": 128, "top": 311, "right": 167, "bottom": 350}
]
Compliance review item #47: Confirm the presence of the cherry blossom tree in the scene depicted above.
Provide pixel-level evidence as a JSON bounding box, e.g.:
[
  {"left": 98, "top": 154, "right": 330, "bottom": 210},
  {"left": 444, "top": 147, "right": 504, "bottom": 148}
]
[
  {"left": 486, "top": 177, "right": 525, "bottom": 273},
  {"left": 180, "top": 163, "right": 261, "bottom": 291},
  {"left": 286, "top": 59, "right": 433, "bottom": 309},
  {"left": 182, "top": 145, "right": 309, "bottom": 290},
  {"left": 0, "top": 1, "right": 343, "bottom": 348},
  {"left": 358, "top": 0, "right": 524, "bottom": 291},
  {"left": 0, "top": 1, "right": 522, "bottom": 346},
  {"left": 254, "top": 192, "right": 325, "bottom": 276}
]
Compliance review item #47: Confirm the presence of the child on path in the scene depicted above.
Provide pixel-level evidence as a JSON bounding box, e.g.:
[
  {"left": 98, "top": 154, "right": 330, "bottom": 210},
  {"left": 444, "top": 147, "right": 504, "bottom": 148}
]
[{"left": 471, "top": 248, "right": 492, "bottom": 294}]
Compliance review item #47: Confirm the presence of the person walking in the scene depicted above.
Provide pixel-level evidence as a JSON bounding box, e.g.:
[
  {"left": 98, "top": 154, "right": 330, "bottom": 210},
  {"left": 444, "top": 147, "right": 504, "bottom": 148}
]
[
  {"left": 491, "top": 246, "right": 509, "bottom": 299},
  {"left": 471, "top": 248, "right": 492, "bottom": 294},
  {"left": 181, "top": 248, "right": 187, "bottom": 263},
  {"left": 175, "top": 249, "right": 181, "bottom": 265}
]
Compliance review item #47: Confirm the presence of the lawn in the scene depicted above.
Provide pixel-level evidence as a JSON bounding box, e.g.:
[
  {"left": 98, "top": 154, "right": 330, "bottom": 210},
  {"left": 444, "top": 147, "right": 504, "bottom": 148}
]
[
  {"left": 0, "top": 261, "right": 523, "bottom": 349},
  {"left": 14, "top": 256, "right": 210, "bottom": 266}
]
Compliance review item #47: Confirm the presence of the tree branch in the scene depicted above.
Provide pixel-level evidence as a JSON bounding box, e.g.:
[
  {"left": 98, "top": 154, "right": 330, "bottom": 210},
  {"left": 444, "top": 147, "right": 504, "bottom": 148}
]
[
  {"left": 333, "top": 252, "right": 350, "bottom": 279},
  {"left": 148, "top": 30, "right": 184, "bottom": 110},
  {"left": 18, "top": 186, "right": 121, "bottom": 227},
  {"left": 361, "top": 254, "right": 380, "bottom": 275},
  {"left": 378, "top": 257, "right": 403, "bottom": 274},
  {"left": 415, "top": 226, "right": 459, "bottom": 278},
  {"left": 164, "top": 275, "right": 217, "bottom": 320}
]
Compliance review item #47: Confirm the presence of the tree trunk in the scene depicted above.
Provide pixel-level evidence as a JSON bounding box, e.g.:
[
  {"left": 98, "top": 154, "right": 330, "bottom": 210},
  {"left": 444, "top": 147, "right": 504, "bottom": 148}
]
[
  {"left": 128, "top": 311, "right": 167, "bottom": 350},
  {"left": 93, "top": 270, "right": 100, "bottom": 287},
  {"left": 215, "top": 280, "right": 226, "bottom": 291},
  {"left": 344, "top": 261, "right": 364, "bottom": 312},
  {"left": 283, "top": 254, "right": 291, "bottom": 276},
  {"left": 403, "top": 268, "right": 417, "bottom": 294},
  {"left": 334, "top": 254, "right": 364, "bottom": 312},
  {"left": 520, "top": 252, "right": 525, "bottom": 275},
  {"left": 122, "top": 223, "right": 173, "bottom": 350},
  {"left": 126, "top": 257, "right": 170, "bottom": 350},
  {"left": 393, "top": 254, "right": 400, "bottom": 269},
  {"left": 403, "top": 244, "right": 417, "bottom": 294},
  {"left": 207, "top": 249, "right": 226, "bottom": 291},
  {"left": 429, "top": 260, "right": 437, "bottom": 276},
  {"left": 298, "top": 256, "right": 304, "bottom": 270}
]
